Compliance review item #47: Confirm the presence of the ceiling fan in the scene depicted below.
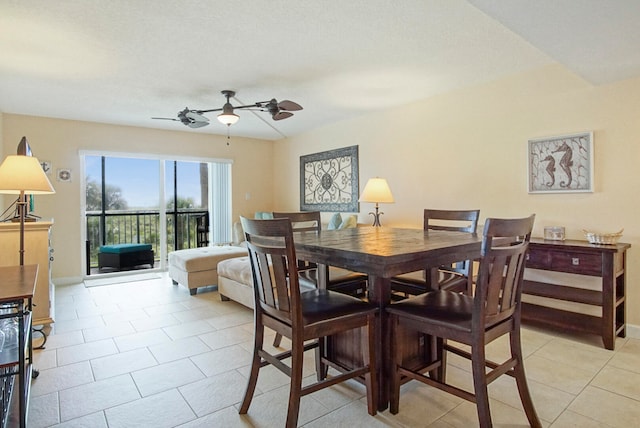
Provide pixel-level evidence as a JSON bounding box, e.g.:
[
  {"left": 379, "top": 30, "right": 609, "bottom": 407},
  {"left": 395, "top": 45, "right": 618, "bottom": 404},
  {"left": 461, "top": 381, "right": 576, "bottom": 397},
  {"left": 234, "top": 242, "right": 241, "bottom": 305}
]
[{"left": 152, "top": 90, "right": 303, "bottom": 128}]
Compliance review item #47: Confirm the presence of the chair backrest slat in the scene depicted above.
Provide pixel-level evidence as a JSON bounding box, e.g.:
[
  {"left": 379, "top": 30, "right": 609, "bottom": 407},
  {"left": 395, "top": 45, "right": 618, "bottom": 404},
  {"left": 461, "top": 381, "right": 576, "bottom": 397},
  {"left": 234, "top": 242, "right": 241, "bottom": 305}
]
[
  {"left": 255, "top": 252, "right": 274, "bottom": 307},
  {"left": 242, "top": 217, "right": 301, "bottom": 326},
  {"left": 475, "top": 215, "right": 535, "bottom": 329},
  {"left": 271, "top": 254, "right": 291, "bottom": 313},
  {"left": 424, "top": 209, "right": 480, "bottom": 277},
  {"left": 424, "top": 209, "right": 480, "bottom": 234},
  {"left": 273, "top": 211, "right": 321, "bottom": 233}
]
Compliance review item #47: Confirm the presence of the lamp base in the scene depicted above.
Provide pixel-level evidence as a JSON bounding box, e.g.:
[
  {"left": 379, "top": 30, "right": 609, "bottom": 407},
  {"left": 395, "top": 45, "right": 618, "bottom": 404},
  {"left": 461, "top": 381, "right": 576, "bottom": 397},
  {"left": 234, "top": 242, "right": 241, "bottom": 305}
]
[{"left": 368, "top": 204, "right": 384, "bottom": 227}]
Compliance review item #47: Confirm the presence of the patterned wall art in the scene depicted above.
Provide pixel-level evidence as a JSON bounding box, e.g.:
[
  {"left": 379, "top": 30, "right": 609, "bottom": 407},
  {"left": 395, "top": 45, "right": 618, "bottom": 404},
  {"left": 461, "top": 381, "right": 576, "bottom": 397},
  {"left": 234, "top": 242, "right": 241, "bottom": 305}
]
[
  {"left": 528, "top": 132, "right": 594, "bottom": 193},
  {"left": 300, "top": 145, "right": 359, "bottom": 212}
]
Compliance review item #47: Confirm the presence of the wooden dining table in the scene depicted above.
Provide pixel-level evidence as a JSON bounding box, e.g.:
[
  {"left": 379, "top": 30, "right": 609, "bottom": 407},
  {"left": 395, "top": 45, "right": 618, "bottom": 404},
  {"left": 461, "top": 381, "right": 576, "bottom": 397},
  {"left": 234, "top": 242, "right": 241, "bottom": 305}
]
[{"left": 294, "top": 226, "right": 482, "bottom": 410}]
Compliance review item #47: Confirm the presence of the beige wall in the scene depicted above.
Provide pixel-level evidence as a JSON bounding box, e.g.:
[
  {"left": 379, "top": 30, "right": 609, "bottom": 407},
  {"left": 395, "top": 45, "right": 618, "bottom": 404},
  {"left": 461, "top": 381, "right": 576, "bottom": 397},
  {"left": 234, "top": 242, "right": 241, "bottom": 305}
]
[
  {"left": 1, "top": 114, "right": 274, "bottom": 280},
  {"left": 273, "top": 64, "right": 640, "bottom": 326}
]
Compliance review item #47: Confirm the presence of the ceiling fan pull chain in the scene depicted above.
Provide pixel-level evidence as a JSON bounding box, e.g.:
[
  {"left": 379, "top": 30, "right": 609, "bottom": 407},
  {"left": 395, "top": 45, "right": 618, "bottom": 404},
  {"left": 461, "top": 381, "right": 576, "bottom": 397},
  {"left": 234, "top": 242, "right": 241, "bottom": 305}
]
[{"left": 226, "top": 124, "right": 231, "bottom": 146}]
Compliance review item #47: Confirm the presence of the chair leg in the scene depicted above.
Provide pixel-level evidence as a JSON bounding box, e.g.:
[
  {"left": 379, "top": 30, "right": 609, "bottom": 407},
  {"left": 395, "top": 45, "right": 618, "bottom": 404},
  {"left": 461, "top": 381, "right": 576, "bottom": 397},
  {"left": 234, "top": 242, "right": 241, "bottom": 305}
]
[
  {"left": 510, "top": 330, "right": 542, "bottom": 428},
  {"left": 434, "top": 337, "right": 446, "bottom": 382},
  {"left": 470, "top": 343, "right": 492, "bottom": 428},
  {"left": 315, "top": 337, "right": 328, "bottom": 381},
  {"left": 286, "top": 338, "right": 305, "bottom": 428},
  {"left": 389, "top": 314, "right": 401, "bottom": 414},
  {"left": 239, "top": 321, "right": 265, "bottom": 414},
  {"left": 273, "top": 333, "right": 283, "bottom": 348},
  {"left": 363, "top": 314, "right": 378, "bottom": 415}
]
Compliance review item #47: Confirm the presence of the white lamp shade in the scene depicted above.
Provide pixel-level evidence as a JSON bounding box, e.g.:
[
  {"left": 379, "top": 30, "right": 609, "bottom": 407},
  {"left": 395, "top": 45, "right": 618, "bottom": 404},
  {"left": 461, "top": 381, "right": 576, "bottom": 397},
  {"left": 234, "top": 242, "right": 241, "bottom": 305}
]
[
  {"left": 0, "top": 155, "right": 55, "bottom": 194},
  {"left": 359, "top": 177, "right": 394, "bottom": 203}
]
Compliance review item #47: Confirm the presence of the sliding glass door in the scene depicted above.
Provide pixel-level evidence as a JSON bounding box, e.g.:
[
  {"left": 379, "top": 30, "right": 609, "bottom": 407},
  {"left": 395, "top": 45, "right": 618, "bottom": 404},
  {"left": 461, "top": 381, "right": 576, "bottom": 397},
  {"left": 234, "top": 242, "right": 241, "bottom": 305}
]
[{"left": 82, "top": 153, "right": 231, "bottom": 275}]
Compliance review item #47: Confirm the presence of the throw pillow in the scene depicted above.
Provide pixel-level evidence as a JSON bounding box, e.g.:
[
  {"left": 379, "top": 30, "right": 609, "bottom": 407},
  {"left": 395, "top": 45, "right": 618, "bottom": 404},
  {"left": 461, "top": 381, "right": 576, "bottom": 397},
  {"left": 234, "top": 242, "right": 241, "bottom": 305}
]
[
  {"left": 232, "top": 221, "right": 245, "bottom": 245},
  {"left": 254, "top": 212, "right": 274, "bottom": 219},
  {"left": 338, "top": 215, "right": 357, "bottom": 229},
  {"left": 327, "top": 213, "right": 342, "bottom": 230}
]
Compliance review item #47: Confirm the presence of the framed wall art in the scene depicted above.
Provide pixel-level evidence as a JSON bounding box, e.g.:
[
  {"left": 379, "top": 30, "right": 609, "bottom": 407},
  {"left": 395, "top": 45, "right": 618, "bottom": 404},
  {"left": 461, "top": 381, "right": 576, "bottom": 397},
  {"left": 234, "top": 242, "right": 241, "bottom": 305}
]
[
  {"left": 300, "top": 145, "right": 359, "bottom": 212},
  {"left": 528, "top": 132, "right": 594, "bottom": 193}
]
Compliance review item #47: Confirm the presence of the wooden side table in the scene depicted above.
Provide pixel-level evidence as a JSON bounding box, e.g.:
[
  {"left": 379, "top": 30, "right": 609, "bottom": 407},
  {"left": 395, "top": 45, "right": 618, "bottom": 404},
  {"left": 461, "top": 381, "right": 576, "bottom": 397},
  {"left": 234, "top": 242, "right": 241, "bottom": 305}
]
[{"left": 522, "top": 239, "right": 630, "bottom": 350}]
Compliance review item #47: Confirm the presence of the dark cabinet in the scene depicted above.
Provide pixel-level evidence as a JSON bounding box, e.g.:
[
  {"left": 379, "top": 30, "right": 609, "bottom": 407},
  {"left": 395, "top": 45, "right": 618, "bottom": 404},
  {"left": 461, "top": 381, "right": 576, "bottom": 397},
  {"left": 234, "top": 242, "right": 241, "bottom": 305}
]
[{"left": 522, "top": 239, "right": 630, "bottom": 350}]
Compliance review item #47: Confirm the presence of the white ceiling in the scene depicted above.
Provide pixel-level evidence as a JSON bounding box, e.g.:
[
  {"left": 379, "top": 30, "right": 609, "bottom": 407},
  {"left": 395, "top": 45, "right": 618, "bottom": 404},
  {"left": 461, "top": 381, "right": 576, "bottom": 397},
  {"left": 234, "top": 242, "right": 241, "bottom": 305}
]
[{"left": 1, "top": 0, "right": 639, "bottom": 141}]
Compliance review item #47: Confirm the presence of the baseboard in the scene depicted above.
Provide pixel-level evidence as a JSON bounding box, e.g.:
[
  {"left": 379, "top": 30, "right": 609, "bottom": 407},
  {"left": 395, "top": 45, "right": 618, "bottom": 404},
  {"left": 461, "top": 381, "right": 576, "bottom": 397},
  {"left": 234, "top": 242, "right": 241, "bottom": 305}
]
[
  {"left": 626, "top": 323, "right": 640, "bottom": 339},
  {"left": 53, "top": 276, "right": 84, "bottom": 286}
]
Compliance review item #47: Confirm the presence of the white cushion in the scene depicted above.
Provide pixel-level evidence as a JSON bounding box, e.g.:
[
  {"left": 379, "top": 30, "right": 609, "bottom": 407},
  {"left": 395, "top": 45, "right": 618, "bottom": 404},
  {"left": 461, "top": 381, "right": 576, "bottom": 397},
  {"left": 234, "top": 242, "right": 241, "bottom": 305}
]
[
  {"left": 168, "top": 246, "right": 247, "bottom": 272},
  {"left": 217, "top": 256, "right": 253, "bottom": 285}
]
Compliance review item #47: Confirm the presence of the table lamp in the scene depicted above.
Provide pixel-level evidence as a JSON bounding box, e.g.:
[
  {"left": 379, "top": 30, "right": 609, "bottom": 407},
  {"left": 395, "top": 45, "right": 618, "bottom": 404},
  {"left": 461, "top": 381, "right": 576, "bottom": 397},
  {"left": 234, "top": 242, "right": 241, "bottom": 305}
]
[
  {"left": 359, "top": 177, "right": 394, "bottom": 227},
  {"left": 0, "top": 154, "right": 55, "bottom": 265}
]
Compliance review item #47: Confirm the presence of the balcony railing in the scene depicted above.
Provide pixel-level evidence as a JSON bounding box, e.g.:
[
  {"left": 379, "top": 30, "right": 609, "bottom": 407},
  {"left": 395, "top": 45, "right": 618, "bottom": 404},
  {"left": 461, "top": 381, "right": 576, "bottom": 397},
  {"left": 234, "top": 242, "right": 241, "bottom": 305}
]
[{"left": 85, "top": 209, "right": 209, "bottom": 269}]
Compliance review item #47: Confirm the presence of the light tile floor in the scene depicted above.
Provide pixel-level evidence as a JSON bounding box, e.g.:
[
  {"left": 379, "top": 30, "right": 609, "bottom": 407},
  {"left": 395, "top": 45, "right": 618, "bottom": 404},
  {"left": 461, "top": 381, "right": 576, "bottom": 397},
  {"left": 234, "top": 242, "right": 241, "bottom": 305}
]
[{"left": 27, "top": 273, "right": 640, "bottom": 427}]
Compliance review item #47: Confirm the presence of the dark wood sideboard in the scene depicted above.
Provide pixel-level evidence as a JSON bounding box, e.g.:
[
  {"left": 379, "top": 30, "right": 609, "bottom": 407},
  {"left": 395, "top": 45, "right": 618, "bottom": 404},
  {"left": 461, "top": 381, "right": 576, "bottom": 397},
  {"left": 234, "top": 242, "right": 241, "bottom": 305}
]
[{"left": 522, "top": 238, "right": 630, "bottom": 350}]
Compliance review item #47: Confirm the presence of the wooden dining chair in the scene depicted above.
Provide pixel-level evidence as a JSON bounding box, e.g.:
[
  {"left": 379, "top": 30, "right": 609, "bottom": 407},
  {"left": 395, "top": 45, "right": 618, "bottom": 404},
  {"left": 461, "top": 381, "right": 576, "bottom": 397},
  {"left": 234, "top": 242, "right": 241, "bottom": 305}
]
[
  {"left": 272, "top": 211, "right": 368, "bottom": 297},
  {"left": 391, "top": 208, "right": 480, "bottom": 297},
  {"left": 239, "top": 217, "right": 378, "bottom": 428},
  {"left": 270, "top": 211, "right": 369, "bottom": 347},
  {"left": 386, "top": 215, "right": 540, "bottom": 428}
]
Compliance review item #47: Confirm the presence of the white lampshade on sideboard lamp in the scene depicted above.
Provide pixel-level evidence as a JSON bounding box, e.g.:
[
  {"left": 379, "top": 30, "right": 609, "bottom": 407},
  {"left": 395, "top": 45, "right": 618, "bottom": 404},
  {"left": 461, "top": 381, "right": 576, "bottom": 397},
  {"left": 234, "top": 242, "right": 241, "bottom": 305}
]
[
  {"left": 359, "top": 177, "right": 394, "bottom": 227},
  {"left": 0, "top": 154, "right": 55, "bottom": 265}
]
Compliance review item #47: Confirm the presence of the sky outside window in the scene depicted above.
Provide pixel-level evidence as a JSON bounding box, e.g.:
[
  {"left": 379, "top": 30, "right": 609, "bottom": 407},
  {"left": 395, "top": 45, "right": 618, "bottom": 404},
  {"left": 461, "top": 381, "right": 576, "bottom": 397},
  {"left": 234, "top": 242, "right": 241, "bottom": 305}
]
[{"left": 86, "top": 156, "right": 203, "bottom": 210}]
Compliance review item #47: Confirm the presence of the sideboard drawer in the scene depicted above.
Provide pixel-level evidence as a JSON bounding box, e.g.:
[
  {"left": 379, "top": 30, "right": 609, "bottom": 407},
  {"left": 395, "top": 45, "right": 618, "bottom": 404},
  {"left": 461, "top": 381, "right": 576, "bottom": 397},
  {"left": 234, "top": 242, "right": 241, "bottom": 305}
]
[
  {"left": 526, "top": 249, "right": 551, "bottom": 269},
  {"left": 550, "top": 251, "right": 602, "bottom": 276}
]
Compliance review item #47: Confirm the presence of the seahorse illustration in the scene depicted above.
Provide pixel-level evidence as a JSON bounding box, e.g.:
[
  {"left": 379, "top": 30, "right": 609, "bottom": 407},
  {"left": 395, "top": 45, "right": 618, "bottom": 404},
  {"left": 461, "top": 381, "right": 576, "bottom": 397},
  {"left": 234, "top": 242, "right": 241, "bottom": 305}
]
[
  {"left": 553, "top": 142, "right": 573, "bottom": 187},
  {"left": 543, "top": 155, "right": 555, "bottom": 187}
]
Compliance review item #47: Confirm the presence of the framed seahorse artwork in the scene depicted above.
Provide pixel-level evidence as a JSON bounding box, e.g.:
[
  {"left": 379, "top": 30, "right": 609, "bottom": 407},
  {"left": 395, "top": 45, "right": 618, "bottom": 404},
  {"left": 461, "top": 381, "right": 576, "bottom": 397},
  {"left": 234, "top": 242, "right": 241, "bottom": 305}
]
[{"left": 528, "top": 132, "right": 594, "bottom": 193}]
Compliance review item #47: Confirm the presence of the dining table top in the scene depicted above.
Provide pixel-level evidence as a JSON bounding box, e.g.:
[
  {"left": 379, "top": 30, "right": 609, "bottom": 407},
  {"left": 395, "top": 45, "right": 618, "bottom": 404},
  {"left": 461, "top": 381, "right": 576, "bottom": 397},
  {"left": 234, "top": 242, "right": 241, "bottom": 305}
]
[{"left": 293, "top": 226, "right": 483, "bottom": 279}]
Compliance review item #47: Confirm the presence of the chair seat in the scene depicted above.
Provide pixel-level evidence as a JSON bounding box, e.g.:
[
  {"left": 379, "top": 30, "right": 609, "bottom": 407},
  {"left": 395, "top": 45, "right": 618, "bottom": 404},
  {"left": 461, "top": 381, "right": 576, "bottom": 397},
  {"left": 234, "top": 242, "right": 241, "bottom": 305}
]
[
  {"left": 300, "top": 289, "right": 377, "bottom": 325},
  {"left": 387, "top": 290, "right": 474, "bottom": 332}
]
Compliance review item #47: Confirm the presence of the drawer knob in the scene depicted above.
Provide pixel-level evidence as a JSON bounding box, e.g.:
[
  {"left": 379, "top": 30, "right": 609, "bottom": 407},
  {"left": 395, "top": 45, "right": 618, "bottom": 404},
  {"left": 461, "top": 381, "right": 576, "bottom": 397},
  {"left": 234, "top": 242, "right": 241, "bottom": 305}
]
[{"left": 572, "top": 257, "right": 580, "bottom": 265}]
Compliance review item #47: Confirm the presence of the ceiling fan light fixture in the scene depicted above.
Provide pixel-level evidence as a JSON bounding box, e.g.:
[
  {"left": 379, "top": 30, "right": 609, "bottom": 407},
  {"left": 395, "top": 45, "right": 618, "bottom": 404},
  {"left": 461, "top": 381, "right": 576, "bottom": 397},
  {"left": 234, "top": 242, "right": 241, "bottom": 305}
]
[
  {"left": 217, "top": 102, "right": 239, "bottom": 125},
  {"left": 217, "top": 112, "right": 239, "bottom": 125}
]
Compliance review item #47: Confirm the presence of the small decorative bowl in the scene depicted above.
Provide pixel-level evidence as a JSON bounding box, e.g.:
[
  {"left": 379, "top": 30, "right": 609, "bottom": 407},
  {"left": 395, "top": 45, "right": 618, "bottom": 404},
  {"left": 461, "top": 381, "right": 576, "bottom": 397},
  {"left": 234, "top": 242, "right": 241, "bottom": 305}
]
[{"left": 583, "top": 229, "right": 623, "bottom": 245}]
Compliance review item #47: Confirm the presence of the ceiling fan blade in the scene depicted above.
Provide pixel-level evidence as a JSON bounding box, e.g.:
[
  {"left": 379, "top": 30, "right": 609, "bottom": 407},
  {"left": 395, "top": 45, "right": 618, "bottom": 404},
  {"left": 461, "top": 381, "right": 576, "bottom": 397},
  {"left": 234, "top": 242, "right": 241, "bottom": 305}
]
[
  {"left": 151, "top": 117, "right": 179, "bottom": 121},
  {"left": 278, "top": 100, "right": 302, "bottom": 111},
  {"left": 272, "top": 111, "right": 293, "bottom": 121}
]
